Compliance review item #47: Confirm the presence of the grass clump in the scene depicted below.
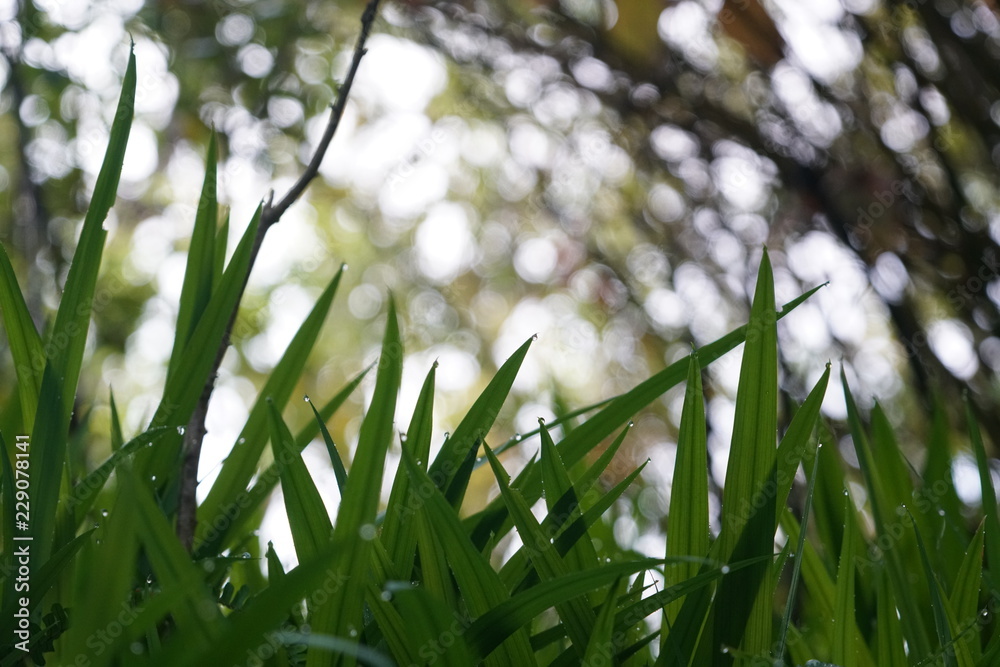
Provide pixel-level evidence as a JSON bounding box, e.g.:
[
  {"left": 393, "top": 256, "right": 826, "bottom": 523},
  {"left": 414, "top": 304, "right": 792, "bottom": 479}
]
[{"left": 0, "top": 5, "right": 999, "bottom": 666}]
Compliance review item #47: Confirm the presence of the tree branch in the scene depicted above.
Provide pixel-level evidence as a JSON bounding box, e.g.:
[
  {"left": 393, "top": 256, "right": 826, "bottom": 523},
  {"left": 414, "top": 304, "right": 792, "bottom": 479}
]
[{"left": 176, "top": 0, "right": 382, "bottom": 551}]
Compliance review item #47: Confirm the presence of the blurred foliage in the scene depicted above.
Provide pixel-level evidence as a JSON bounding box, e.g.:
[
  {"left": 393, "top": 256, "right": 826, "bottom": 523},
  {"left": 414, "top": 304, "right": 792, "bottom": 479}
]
[{"left": 3, "top": 0, "right": 1000, "bottom": 539}]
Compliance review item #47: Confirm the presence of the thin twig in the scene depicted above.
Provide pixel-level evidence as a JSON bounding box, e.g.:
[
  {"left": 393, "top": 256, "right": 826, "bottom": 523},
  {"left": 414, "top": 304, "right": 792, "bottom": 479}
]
[{"left": 177, "top": 0, "right": 382, "bottom": 551}]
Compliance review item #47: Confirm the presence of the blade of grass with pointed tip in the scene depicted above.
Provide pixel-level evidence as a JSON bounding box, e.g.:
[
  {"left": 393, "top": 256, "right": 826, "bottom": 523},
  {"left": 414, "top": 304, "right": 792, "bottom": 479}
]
[
  {"left": 364, "top": 582, "right": 420, "bottom": 667},
  {"left": 538, "top": 420, "right": 598, "bottom": 576},
  {"left": 949, "top": 520, "right": 985, "bottom": 664},
  {"left": 429, "top": 336, "right": 533, "bottom": 505},
  {"left": 833, "top": 493, "right": 859, "bottom": 667},
  {"left": 47, "top": 46, "right": 134, "bottom": 423},
  {"left": 398, "top": 448, "right": 536, "bottom": 667},
  {"left": 196, "top": 264, "right": 344, "bottom": 542},
  {"left": 774, "top": 363, "right": 830, "bottom": 515},
  {"left": 967, "top": 401, "right": 1000, "bottom": 602},
  {"left": 775, "top": 450, "right": 821, "bottom": 663},
  {"left": 381, "top": 361, "right": 436, "bottom": 578},
  {"left": 842, "top": 370, "right": 932, "bottom": 660},
  {"left": 268, "top": 401, "right": 333, "bottom": 567},
  {"left": 167, "top": 131, "right": 218, "bottom": 382},
  {"left": 310, "top": 398, "right": 348, "bottom": 492},
  {"left": 142, "top": 205, "right": 262, "bottom": 483},
  {"left": 214, "top": 211, "right": 229, "bottom": 283},
  {"left": 193, "top": 364, "right": 369, "bottom": 557},
  {"left": 483, "top": 443, "right": 596, "bottom": 655},
  {"left": 0, "top": 243, "right": 43, "bottom": 428},
  {"left": 712, "top": 249, "right": 778, "bottom": 664},
  {"left": 664, "top": 353, "right": 709, "bottom": 634},
  {"left": 908, "top": 506, "right": 960, "bottom": 667},
  {"left": 495, "top": 423, "right": 632, "bottom": 588},
  {"left": 307, "top": 299, "right": 402, "bottom": 667}
]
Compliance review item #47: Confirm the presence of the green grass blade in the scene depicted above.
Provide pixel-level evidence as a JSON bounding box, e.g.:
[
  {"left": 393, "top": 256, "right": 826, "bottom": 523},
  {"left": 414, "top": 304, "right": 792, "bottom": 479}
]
[
  {"left": 364, "top": 581, "right": 420, "bottom": 667},
  {"left": 307, "top": 298, "right": 402, "bottom": 667},
  {"left": 949, "top": 520, "right": 985, "bottom": 664},
  {"left": 774, "top": 363, "right": 830, "bottom": 514},
  {"left": 833, "top": 493, "right": 859, "bottom": 667},
  {"left": 28, "top": 365, "right": 65, "bottom": 562},
  {"left": 47, "top": 46, "right": 134, "bottom": 423},
  {"left": 582, "top": 578, "right": 627, "bottom": 666},
  {"left": 268, "top": 400, "right": 333, "bottom": 567},
  {"left": 712, "top": 248, "right": 778, "bottom": 664},
  {"left": 428, "top": 336, "right": 533, "bottom": 505},
  {"left": 908, "top": 507, "right": 959, "bottom": 667},
  {"left": 483, "top": 443, "right": 596, "bottom": 655},
  {"left": 193, "top": 363, "right": 369, "bottom": 557},
  {"left": 127, "top": 470, "right": 220, "bottom": 651},
  {"left": 381, "top": 361, "right": 436, "bottom": 578},
  {"left": 538, "top": 419, "right": 598, "bottom": 575},
  {"left": 143, "top": 204, "right": 262, "bottom": 482},
  {"left": 398, "top": 448, "right": 537, "bottom": 666},
  {"left": 168, "top": 130, "right": 218, "bottom": 382},
  {"left": 214, "top": 210, "right": 229, "bottom": 284},
  {"left": 967, "top": 400, "right": 1000, "bottom": 593},
  {"left": 775, "top": 450, "right": 821, "bottom": 662},
  {"left": 309, "top": 399, "right": 349, "bottom": 492},
  {"left": 875, "top": 564, "right": 907, "bottom": 667},
  {"left": 0, "top": 243, "right": 44, "bottom": 427},
  {"left": 196, "top": 264, "right": 344, "bottom": 543},
  {"left": 664, "top": 353, "right": 709, "bottom": 633}
]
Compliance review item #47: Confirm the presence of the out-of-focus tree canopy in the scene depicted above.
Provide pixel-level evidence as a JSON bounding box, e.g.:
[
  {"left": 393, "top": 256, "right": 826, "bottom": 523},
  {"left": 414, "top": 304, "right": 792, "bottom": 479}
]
[{"left": 3, "top": 0, "right": 1000, "bottom": 525}]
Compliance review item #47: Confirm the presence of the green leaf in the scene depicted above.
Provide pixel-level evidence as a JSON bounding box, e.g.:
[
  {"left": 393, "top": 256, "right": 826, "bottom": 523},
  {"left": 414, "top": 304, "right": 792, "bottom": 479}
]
[
  {"left": 908, "top": 507, "right": 959, "bottom": 667},
  {"left": 195, "top": 264, "right": 344, "bottom": 543},
  {"left": 875, "top": 565, "right": 907, "bottom": 667},
  {"left": 582, "top": 578, "right": 627, "bottom": 666},
  {"left": 392, "top": 584, "right": 477, "bottom": 667},
  {"left": 381, "top": 361, "right": 436, "bottom": 578},
  {"left": 168, "top": 130, "right": 218, "bottom": 381},
  {"left": 833, "top": 493, "right": 859, "bottom": 667},
  {"left": 712, "top": 248, "right": 778, "bottom": 664},
  {"left": 0, "top": 243, "right": 44, "bottom": 428},
  {"left": 47, "top": 45, "right": 135, "bottom": 423},
  {"left": 429, "top": 336, "right": 533, "bottom": 505},
  {"left": 310, "top": 397, "right": 349, "bottom": 492},
  {"left": 143, "top": 204, "right": 262, "bottom": 482},
  {"left": 483, "top": 443, "right": 596, "bottom": 655},
  {"left": 268, "top": 400, "right": 333, "bottom": 567},
  {"left": 948, "top": 520, "right": 985, "bottom": 664},
  {"left": 774, "top": 363, "right": 830, "bottom": 515},
  {"left": 664, "top": 353, "right": 709, "bottom": 632},
  {"left": 307, "top": 298, "right": 402, "bottom": 667}
]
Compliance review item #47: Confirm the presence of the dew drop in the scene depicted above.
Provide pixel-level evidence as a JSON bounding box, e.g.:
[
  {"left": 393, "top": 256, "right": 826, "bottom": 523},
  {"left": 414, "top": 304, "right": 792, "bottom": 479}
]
[
  {"left": 348, "top": 627, "right": 358, "bottom": 638},
  {"left": 146, "top": 574, "right": 154, "bottom": 584},
  {"left": 359, "top": 524, "right": 376, "bottom": 540},
  {"left": 240, "top": 552, "right": 252, "bottom": 559},
  {"left": 538, "top": 417, "right": 546, "bottom": 425},
  {"left": 720, "top": 565, "right": 731, "bottom": 574},
  {"left": 237, "top": 437, "right": 246, "bottom": 445},
  {"left": 150, "top": 475, "right": 157, "bottom": 482},
  {"left": 92, "top": 523, "right": 100, "bottom": 529},
  {"left": 130, "top": 642, "right": 144, "bottom": 655},
  {"left": 938, "top": 509, "right": 946, "bottom": 516},
  {"left": 531, "top": 333, "right": 538, "bottom": 341},
  {"left": 203, "top": 560, "right": 216, "bottom": 573},
  {"left": 100, "top": 509, "right": 109, "bottom": 517},
  {"left": 380, "top": 590, "right": 392, "bottom": 602},
  {"left": 304, "top": 395, "right": 311, "bottom": 403},
  {"left": 627, "top": 421, "right": 634, "bottom": 428},
  {"left": 176, "top": 426, "right": 186, "bottom": 435},
  {"left": 443, "top": 432, "right": 450, "bottom": 439},
  {"left": 513, "top": 433, "right": 522, "bottom": 441}
]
